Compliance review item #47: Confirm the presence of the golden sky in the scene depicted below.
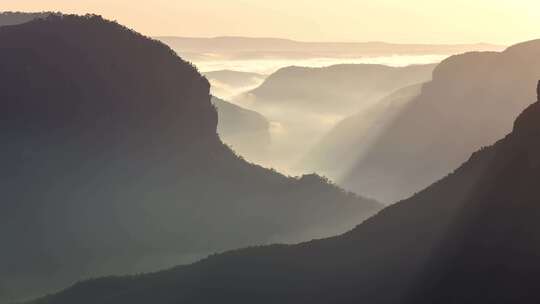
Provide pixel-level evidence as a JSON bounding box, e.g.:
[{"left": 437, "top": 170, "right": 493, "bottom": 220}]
[{"left": 2, "top": 0, "right": 540, "bottom": 44}]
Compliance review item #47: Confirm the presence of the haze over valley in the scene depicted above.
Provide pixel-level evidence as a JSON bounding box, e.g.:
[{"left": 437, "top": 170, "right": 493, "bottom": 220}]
[
  {"left": 156, "top": 36, "right": 506, "bottom": 182},
  {"left": 3, "top": 2, "right": 540, "bottom": 303}
]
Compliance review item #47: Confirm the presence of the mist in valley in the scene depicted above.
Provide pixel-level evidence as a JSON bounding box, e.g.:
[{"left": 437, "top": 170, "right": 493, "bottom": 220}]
[
  {"left": 201, "top": 61, "right": 437, "bottom": 177},
  {"left": 158, "top": 36, "right": 504, "bottom": 181},
  {"left": 190, "top": 54, "right": 448, "bottom": 74},
  {"left": 5, "top": 3, "right": 540, "bottom": 304},
  {"left": 188, "top": 39, "right": 539, "bottom": 205}
]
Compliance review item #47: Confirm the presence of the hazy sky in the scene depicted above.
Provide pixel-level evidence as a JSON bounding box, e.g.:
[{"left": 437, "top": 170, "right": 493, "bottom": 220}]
[{"left": 3, "top": 0, "right": 540, "bottom": 44}]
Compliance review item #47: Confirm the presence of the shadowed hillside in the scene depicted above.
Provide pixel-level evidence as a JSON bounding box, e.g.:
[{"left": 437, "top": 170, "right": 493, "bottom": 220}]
[
  {"left": 0, "top": 14, "right": 382, "bottom": 303},
  {"left": 31, "top": 82, "right": 540, "bottom": 304},
  {"left": 343, "top": 42, "right": 540, "bottom": 203},
  {"left": 298, "top": 83, "right": 423, "bottom": 180},
  {"left": 212, "top": 96, "right": 271, "bottom": 162}
]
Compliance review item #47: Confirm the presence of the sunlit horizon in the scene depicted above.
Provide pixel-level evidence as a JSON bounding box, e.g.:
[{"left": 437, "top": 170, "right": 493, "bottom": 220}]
[{"left": 3, "top": 0, "right": 540, "bottom": 45}]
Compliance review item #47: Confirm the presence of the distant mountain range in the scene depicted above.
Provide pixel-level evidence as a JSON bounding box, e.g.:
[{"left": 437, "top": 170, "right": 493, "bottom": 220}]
[
  {"left": 341, "top": 40, "right": 540, "bottom": 203},
  {"left": 242, "top": 63, "right": 436, "bottom": 115},
  {"left": 31, "top": 81, "right": 540, "bottom": 304},
  {"left": 0, "top": 14, "right": 381, "bottom": 303},
  {"left": 158, "top": 36, "right": 505, "bottom": 61}
]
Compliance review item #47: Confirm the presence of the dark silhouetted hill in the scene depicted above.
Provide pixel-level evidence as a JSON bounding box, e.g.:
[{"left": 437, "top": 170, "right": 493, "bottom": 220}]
[
  {"left": 342, "top": 41, "right": 540, "bottom": 203},
  {"left": 212, "top": 96, "right": 271, "bottom": 162},
  {"left": 0, "top": 14, "right": 382, "bottom": 303},
  {"left": 31, "top": 82, "right": 540, "bottom": 304}
]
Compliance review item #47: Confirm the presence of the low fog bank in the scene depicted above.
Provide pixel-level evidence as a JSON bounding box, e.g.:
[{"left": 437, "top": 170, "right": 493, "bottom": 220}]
[
  {"left": 159, "top": 36, "right": 504, "bottom": 75},
  {"left": 204, "top": 70, "right": 267, "bottom": 100},
  {"left": 193, "top": 54, "right": 447, "bottom": 74}
]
